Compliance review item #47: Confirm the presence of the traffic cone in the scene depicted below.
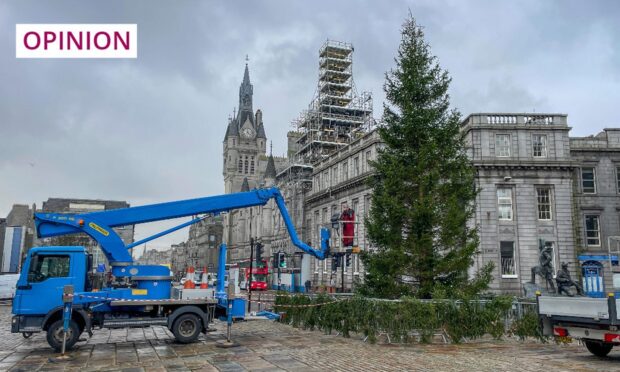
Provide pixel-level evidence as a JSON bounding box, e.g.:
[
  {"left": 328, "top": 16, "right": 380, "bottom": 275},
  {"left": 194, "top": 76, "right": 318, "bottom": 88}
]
[
  {"left": 183, "top": 266, "right": 196, "bottom": 289},
  {"left": 200, "top": 267, "right": 208, "bottom": 289}
]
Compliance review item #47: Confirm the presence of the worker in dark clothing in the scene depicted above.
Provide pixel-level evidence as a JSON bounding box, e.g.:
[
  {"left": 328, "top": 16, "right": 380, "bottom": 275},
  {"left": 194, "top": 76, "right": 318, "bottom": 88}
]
[{"left": 305, "top": 280, "right": 311, "bottom": 293}]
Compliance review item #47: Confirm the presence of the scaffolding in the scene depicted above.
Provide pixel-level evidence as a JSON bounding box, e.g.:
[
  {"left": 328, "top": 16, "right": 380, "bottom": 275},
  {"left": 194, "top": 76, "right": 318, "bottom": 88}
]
[{"left": 294, "top": 40, "right": 374, "bottom": 165}]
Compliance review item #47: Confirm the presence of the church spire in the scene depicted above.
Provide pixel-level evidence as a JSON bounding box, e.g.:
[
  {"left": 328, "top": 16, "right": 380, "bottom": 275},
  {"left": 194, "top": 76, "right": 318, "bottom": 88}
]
[
  {"left": 265, "top": 141, "right": 276, "bottom": 180},
  {"left": 237, "top": 57, "right": 254, "bottom": 127},
  {"left": 242, "top": 55, "right": 250, "bottom": 85}
]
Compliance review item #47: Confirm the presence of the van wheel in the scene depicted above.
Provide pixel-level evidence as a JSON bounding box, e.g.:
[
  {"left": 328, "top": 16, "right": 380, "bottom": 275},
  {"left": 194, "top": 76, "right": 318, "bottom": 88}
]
[
  {"left": 585, "top": 340, "right": 613, "bottom": 357},
  {"left": 46, "top": 319, "right": 79, "bottom": 352},
  {"left": 172, "top": 314, "right": 202, "bottom": 343}
]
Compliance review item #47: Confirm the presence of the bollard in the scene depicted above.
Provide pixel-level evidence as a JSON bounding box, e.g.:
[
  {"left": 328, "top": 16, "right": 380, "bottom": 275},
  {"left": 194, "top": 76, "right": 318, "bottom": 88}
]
[{"left": 216, "top": 279, "right": 239, "bottom": 348}]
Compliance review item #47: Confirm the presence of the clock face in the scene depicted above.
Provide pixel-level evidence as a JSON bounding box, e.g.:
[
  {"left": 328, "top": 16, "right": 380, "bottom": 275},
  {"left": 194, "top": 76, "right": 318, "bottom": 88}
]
[{"left": 242, "top": 127, "right": 254, "bottom": 138}]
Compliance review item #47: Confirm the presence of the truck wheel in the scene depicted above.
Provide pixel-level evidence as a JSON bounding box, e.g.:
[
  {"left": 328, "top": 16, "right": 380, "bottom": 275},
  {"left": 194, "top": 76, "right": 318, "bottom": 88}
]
[
  {"left": 46, "top": 319, "right": 79, "bottom": 352},
  {"left": 172, "top": 313, "right": 202, "bottom": 343},
  {"left": 585, "top": 340, "right": 613, "bottom": 357}
]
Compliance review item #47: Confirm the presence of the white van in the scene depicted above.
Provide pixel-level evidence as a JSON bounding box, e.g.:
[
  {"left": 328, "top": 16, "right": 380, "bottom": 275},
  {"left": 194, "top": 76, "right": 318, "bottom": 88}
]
[{"left": 0, "top": 274, "right": 19, "bottom": 300}]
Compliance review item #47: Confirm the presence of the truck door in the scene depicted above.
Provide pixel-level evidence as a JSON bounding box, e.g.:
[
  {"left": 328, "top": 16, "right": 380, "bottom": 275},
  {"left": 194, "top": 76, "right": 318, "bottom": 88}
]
[{"left": 14, "top": 253, "right": 73, "bottom": 315}]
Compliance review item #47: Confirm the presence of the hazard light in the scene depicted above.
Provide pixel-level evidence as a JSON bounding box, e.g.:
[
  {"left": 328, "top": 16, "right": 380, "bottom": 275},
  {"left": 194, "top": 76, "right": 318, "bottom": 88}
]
[
  {"left": 553, "top": 327, "right": 568, "bottom": 337},
  {"left": 604, "top": 333, "right": 620, "bottom": 343}
]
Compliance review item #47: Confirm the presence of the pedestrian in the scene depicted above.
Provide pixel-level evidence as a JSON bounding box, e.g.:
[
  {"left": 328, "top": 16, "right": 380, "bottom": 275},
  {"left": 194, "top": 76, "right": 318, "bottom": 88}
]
[{"left": 305, "top": 279, "right": 311, "bottom": 293}]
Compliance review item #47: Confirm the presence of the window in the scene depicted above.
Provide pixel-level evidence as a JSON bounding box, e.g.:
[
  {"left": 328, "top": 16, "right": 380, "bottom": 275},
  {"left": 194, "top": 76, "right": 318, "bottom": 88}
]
[
  {"left": 497, "top": 188, "right": 513, "bottom": 220},
  {"left": 316, "top": 174, "right": 321, "bottom": 190},
  {"left": 342, "top": 162, "right": 348, "bottom": 180},
  {"left": 237, "top": 158, "right": 242, "bottom": 173},
  {"left": 244, "top": 156, "right": 248, "bottom": 174},
  {"left": 532, "top": 134, "right": 547, "bottom": 157},
  {"left": 332, "top": 166, "right": 338, "bottom": 185},
  {"left": 28, "top": 255, "right": 70, "bottom": 282},
  {"left": 585, "top": 215, "right": 601, "bottom": 246},
  {"left": 354, "top": 157, "right": 360, "bottom": 177},
  {"left": 536, "top": 187, "right": 552, "bottom": 220},
  {"left": 495, "top": 134, "right": 511, "bottom": 157},
  {"left": 314, "top": 211, "right": 320, "bottom": 245},
  {"left": 581, "top": 167, "right": 596, "bottom": 194},
  {"left": 616, "top": 166, "right": 620, "bottom": 193},
  {"left": 500, "top": 242, "right": 517, "bottom": 278},
  {"left": 324, "top": 171, "right": 330, "bottom": 189},
  {"left": 250, "top": 156, "right": 255, "bottom": 174}
]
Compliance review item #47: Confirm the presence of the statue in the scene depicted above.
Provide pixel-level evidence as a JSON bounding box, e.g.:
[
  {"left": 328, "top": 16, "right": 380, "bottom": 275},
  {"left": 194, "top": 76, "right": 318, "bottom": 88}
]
[
  {"left": 556, "top": 262, "right": 583, "bottom": 296},
  {"left": 530, "top": 240, "right": 556, "bottom": 293}
]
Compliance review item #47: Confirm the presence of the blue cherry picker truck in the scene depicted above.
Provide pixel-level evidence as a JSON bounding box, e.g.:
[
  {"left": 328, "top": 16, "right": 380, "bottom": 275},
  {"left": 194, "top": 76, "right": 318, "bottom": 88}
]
[{"left": 10, "top": 187, "right": 330, "bottom": 351}]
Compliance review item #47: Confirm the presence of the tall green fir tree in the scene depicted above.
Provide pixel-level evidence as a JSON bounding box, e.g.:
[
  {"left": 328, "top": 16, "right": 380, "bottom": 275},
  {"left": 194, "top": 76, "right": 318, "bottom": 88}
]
[{"left": 358, "top": 15, "right": 492, "bottom": 299}]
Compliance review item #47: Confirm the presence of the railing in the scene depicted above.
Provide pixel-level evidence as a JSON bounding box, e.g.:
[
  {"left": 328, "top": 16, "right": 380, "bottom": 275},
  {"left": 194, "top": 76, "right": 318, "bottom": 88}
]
[
  {"left": 483, "top": 114, "right": 560, "bottom": 125},
  {"left": 501, "top": 257, "right": 516, "bottom": 276}
]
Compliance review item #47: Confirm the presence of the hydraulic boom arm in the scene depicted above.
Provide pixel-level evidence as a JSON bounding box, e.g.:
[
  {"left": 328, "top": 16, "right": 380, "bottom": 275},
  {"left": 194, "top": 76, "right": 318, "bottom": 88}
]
[{"left": 34, "top": 187, "right": 329, "bottom": 265}]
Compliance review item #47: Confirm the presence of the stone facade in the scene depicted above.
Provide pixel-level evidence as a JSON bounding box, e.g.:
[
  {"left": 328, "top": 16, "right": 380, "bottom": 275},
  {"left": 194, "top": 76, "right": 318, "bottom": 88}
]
[
  {"left": 301, "top": 130, "right": 381, "bottom": 290},
  {"left": 138, "top": 248, "right": 172, "bottom": 266},
  {"left": 462, "top": 114, "right": 576, "bottom": 295},
  {"left": 1, "top": 204, "right": 35, "bottom": 272},
  {"left": 170, "top": 215, "right": 224, "bottom": 277},
  {"left": 570, "top": 129, "right": 620, "bottom": 294}
]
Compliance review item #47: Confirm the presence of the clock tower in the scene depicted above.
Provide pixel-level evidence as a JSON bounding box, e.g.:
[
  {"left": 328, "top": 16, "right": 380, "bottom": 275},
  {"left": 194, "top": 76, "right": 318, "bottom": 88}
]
[{"left": 223, "top": 62, "right": 267, "bottom": 194}]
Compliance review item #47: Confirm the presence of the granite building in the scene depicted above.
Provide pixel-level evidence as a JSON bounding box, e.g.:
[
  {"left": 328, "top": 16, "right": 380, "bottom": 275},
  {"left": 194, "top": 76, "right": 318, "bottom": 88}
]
[
  {"left": 569, "top": 129, "right": 620, "bottom": 296},
  {"left": 1, "top": 204, "right": 35, "bottom": 273},
  {"left": 302, "top": 130, "right": 381, "bottom": 290},
  {"left": 462, "top": 114, "right": 577, "bottom": 295}
]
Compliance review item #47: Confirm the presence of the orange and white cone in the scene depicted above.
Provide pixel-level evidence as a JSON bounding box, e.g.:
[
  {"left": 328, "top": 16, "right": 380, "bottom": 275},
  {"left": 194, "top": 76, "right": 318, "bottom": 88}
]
[
  {"left": 183, "top": 266, "right": 196, "bottom": 289},
  {"left": 200, "top": 267, "right": 208, "bottom": 289}
]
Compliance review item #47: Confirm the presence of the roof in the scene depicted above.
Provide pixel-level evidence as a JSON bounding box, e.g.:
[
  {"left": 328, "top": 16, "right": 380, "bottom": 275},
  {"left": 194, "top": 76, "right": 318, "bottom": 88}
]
[
  {"left": 224, "top": 118, "right": 239, "bottom": 140},
  {"left": 6, "top": 204, "right": 32, "bottom": 226},
  {"left": 41, "top": 198, "right": 129, "bottom": 212},
  {"left": 256, "top": 122, "right": 266, "bottom": 139},
  {"left": 264, "top": 154, "right": 276, "bottom": 179}
]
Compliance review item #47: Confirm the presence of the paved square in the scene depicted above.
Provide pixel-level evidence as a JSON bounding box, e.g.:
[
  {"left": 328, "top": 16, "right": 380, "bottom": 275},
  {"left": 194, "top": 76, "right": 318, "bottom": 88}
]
[{"left": 1, "top": 304, "right": 619, "bottom": 371}]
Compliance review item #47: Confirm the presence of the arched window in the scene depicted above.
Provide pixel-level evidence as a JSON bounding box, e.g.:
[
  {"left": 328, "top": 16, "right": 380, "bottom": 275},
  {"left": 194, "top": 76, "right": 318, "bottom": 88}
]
[
  {"left": 250, "top": 156, "right": 255, "bottom": 174},
  {"left": 238, "top": 158, "right": 243, "bottom": 173},
  {"left": 244, "top": 156, "right": 248, "bottom": 174}
]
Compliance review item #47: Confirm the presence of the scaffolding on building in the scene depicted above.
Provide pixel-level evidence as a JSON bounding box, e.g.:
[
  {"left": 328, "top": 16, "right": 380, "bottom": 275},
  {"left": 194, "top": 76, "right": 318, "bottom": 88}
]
[{"left": 293, "top": 40, "right": 374, "bottom": 165}]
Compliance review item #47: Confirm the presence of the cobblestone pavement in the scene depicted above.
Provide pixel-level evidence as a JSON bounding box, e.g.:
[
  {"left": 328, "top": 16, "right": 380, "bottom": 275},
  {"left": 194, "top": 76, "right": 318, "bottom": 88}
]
[{"left": 1, "top": 305, "right": 620, "bottom": 371}]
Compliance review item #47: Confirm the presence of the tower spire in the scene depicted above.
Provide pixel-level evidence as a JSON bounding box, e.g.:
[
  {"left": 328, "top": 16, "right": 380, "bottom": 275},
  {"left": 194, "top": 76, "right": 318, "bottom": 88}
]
[{"left": 238, "top": 58, "right": 253, "bottom": 121}]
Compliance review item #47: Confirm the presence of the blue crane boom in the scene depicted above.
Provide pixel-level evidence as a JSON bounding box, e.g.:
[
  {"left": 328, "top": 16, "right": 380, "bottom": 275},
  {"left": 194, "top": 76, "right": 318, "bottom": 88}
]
[{"left": 34, "top": 187, "right": 329, "bottom": 266}]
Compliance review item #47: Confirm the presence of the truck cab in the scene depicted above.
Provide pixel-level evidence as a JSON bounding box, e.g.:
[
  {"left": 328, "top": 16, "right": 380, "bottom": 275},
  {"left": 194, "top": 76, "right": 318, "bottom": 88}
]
[{"left": 12, "top": 247, "right": 91, "bottom": 342}]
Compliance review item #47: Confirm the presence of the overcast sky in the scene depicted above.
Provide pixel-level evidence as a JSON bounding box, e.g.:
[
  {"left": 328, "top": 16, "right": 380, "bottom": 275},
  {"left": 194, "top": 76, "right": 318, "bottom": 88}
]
[{"left": 2, "top": 0, "right": 620, "bottom": 255}]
